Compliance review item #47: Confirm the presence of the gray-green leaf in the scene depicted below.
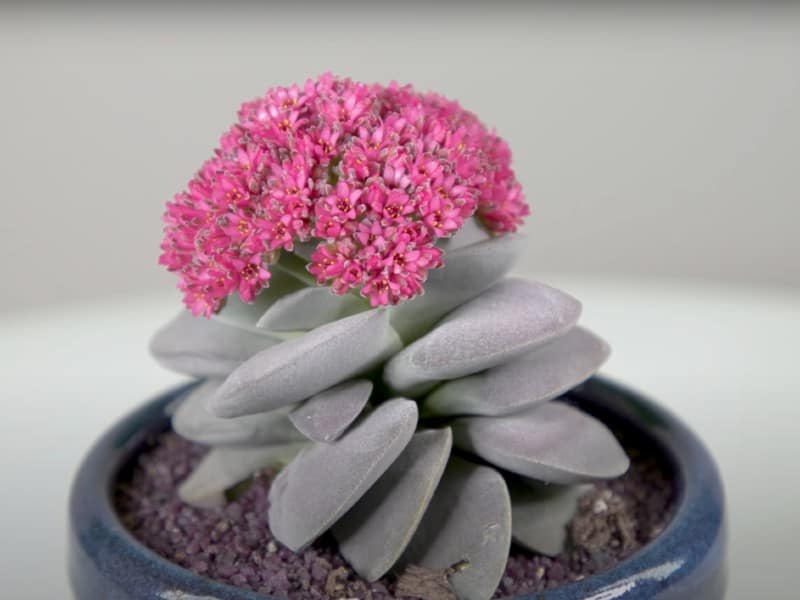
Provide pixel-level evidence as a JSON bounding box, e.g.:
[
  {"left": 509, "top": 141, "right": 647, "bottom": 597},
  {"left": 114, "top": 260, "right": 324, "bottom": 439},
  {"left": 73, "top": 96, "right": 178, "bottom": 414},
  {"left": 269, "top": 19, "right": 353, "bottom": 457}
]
[
  {"left": 452, "top": 402, "right": 629, "bottom": 484},
  {"left": 384, "top": 278, "right": 581, "bottom": 394},
  {"left": 172, "top": 380, "right": 305, "bottom": 447},
  {"left": 257, "top": 287, "right": 366, "bottom": 332},
  {"left": 177, "top": 442, "right": 307, "bottom": 508},
  {"left": 268, "top": 398, "right": 418, "bottom": 551},
  {"left": 209, "top": 309, "right": 402, "bottom": 417},
  {"left": 396, "top": 458, "right": 511, "bottom": 600},
  {"left": 390, "top": 234, "right": 524, "bottom": 342},
  {"left": 212, "top": 274, "right": 307, "bottom": 328},
  {"left": 289, "top": 379, "right": 372, "bottom": 443},
  {"left": 150, "top": 311, "right": 281, "bottom": 377},
  {"left": 424, "top": 327, "right": 609, "bottom": 417},
  {"left": 333, "top": 428, "right": 453, "bottom": 581},
  {"left": 509, "top": 480, "right": 591, "bottom": 556}
]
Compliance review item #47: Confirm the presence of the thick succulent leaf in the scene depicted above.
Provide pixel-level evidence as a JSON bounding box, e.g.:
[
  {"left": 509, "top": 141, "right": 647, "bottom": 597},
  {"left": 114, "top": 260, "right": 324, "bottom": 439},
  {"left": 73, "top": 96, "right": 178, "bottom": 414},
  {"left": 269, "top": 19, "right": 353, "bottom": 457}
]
[
  {"left": 424, "top": 327, "right": 610, "bottom": 417},
  {"left": 257, "top": 287, "right": 367, "bottom": 332},
  {"left": 149, "top": 311, "right": 282, "bottom": 377},
  {"left": 509, "top": 480, "right": 592, "bottom": 556},
  {"left": 209, "top": 309, "right": 402, "bottom": 418},
  {"left": 289, "top": 379, "right": 373, "bottom": 443},
  {"left": 332, "top": 428, "right": 453, "bottom": 581},
  {"left": 268, "top": 399, "right": 418, "bottom": 551},
  {"left": 172, "top": 380, "right": 305, "bottom": 447},
  {"left": 452, "top": 402, "right": 629, "bottom": 484},
  {"left": 178, "top": 442, "right": 307, "bottom": 508},
  {"left": 390, "top": 235, "right": 524, "bottom": 342},
  {"left": 436, "top": 216, "right": 492, "bottom": 251},
  {"left": 150, "top": 266, "right": 311, "bottom": 377},
  {"left": 212, "top": 272, "right": 307, "bottom": 329},
  {"left": 385, "top": 278, "right": 581, "bottom": 394},
  {"left": 397, "top": 457, "right": 511, "bottom": 600}
]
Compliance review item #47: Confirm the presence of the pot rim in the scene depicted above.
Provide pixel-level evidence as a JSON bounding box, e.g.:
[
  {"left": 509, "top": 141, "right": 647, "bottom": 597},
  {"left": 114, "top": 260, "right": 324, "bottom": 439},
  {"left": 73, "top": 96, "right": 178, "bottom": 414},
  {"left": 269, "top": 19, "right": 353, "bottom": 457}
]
[{"left": 69, "top": 376, "right": 726, "bottom": 600}]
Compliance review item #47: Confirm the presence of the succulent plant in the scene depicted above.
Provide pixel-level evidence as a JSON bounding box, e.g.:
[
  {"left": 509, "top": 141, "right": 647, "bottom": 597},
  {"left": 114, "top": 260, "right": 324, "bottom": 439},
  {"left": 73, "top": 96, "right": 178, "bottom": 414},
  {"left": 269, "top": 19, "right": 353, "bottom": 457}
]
[{"left": 152, "top": 75, "right": 629, "bottom": 600}]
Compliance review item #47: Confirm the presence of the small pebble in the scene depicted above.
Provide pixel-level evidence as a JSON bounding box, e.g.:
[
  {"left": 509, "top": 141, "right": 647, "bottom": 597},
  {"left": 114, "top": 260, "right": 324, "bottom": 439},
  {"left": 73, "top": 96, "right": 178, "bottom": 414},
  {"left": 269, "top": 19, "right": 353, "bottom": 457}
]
[{"left": 115, "top": 421, "right": 677, "bottom": 600}]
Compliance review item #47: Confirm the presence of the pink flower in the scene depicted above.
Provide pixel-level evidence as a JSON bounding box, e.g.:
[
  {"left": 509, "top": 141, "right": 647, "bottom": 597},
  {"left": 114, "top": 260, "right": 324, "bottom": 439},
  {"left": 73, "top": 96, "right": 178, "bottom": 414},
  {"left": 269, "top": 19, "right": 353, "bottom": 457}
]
[
  {"left": 269, "top": 83, "right": 305, "bottom": 112},
  {"left": 354, "top": 218, "right": 393, "bottom": 254},
  {"left": 260, "top": 213, "right": 298, "bottom": 251},
  {"left": 385, "top": 241, "right": 421, "bottom": 275},
  {"left": 232, "top": 254, "right": 271, "bottom": 303},
  {"left": 308, "top": 242, "right": 349, "bottom": 283},
  {"left": 310, "top": 124, "right": 341, "bottom": 161},
  {"left": 479, "top": 181, "right": 529, "bottom": 234},
  {"left": 361, "top": 274, "right": 401, "bottom": 307},
  {"left": 320, "top": 81, "right": 374, "bottom": 127},
  {"left": 217, "top": 211, "right": 255, "bottom": 245},
  {"left": 341, "top": 145, "right": 378, "bottom": 180},
  {"left": 338, "top": 260, "right": 364, "bottom": 289},
  {"left": 367, "top": 186, "right": 414, "bottom": 224},
  {"left": 313, "top": 209, "right": 345, "bottom": 240},
  {"left": 323, "top": 181, "right": 362, "bottom": 221},
  {"left": 419, "top": 189, "right": 463, "bottom": 238},
  {"left": 267, "top": 157, "right": 313, "bottom": 201},
  {"left": 381, "top": 157, "right": 411, "bottom": 190},
  {"left": 409, "top": 156, "right": 444, "bottom": 188},
  {"left": 159, "top": 73, "right": 528, "bottom": 314}
]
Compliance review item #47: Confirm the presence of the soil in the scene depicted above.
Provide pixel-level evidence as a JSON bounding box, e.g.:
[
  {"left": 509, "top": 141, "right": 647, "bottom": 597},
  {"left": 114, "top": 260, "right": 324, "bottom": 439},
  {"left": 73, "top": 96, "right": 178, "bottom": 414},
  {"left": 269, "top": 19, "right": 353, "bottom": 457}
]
[{"left": 115, "top": 423, "right": 676, "bottom": 600}]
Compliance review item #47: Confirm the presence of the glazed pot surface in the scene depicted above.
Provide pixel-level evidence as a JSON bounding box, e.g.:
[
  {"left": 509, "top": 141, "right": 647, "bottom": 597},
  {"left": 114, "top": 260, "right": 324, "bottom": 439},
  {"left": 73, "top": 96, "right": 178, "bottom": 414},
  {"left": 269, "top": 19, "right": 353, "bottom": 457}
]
[{"left": 68, "top": 377, "right": 726, "bottom": 600}]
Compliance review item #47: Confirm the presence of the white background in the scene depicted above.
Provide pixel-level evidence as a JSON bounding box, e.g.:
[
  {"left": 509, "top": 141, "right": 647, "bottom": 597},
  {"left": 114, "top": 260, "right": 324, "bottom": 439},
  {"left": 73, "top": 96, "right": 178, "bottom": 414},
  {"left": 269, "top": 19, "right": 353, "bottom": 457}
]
[
  {"left": 0, "top": 3, "right": 798, "bottom": 600},
  {"left": 0, "top": 4, "right": 798, "bottom": 314}
]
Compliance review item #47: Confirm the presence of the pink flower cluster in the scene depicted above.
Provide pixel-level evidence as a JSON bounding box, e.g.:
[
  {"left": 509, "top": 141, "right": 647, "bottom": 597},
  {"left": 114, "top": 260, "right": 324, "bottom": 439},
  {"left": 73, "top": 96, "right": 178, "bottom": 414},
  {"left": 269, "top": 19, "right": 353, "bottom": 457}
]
[{"left": 159, "top": 74, "right": 529, "bottom": 316}]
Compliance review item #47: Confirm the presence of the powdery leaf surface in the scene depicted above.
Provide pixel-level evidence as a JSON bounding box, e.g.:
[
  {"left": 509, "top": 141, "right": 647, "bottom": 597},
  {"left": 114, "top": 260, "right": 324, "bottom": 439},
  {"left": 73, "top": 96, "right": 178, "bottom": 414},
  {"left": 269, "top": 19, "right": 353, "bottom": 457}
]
[
  {"left": 396, "top": 457, "right": 512, "bottom": 600},
  {"left": 452, "top": 402, "right": 630, "bottom": 484},
  {"left": 333, "top": 428, "right": 453, "bottom": 581},
  {"left": 150, "top": 311, "right": 281, "bottom": 377},
  {"left": 424, "top": 326, "right": 610, "bottom": 417},
  {"left": 389, "top": 234, "right": 523, "bottom": 342},
  {"left": 178, "top": 442, "right": 307, "bottom": 508},
  {"left": 384, "top": 278, "right": 581, "bottom": 394},
  {"left": 289, "top": 379, "right": 373, "bottom": 443},
  {"left": 257, "top": 287, "right": 366, "bottom": 333},
  {"left": 210, "top": 309, "right": 402, "bottom": 417},
  {"left": 172, "top": 380, "right": 304, "bottom": 447},
  {"left": 268, "top": 399, "right": 418, "bottom": 551}
]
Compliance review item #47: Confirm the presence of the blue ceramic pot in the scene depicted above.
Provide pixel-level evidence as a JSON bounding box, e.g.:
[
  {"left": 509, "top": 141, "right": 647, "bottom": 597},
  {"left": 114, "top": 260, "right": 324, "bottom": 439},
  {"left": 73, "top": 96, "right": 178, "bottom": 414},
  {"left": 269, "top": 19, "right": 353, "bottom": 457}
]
[{"left": 69, "top": 377, "right": 726, "bottom": 599}]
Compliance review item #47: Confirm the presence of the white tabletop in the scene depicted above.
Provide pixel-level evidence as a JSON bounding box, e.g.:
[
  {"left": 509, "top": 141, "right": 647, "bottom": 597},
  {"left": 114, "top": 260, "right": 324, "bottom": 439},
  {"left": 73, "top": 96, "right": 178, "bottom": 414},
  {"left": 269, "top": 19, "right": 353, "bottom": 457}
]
[{"left": 1, "top": 276, "right": 797, "bottom": 599}]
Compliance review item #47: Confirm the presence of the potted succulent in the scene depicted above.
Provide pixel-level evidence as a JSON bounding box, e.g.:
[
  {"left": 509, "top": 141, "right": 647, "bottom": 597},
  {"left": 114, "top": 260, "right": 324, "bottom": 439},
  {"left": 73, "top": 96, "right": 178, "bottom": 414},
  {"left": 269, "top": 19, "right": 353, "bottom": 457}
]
[{"left": 69, "top": 75, "right": 726, "bottom": 600}]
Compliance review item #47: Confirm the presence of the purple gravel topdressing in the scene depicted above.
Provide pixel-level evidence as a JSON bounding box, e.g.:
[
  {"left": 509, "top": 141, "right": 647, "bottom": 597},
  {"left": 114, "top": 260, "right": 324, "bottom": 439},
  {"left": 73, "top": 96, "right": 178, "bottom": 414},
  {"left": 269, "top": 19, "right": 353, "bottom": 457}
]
[{"left": 115, "top": 426, "right": 676, "bottom": 600}]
